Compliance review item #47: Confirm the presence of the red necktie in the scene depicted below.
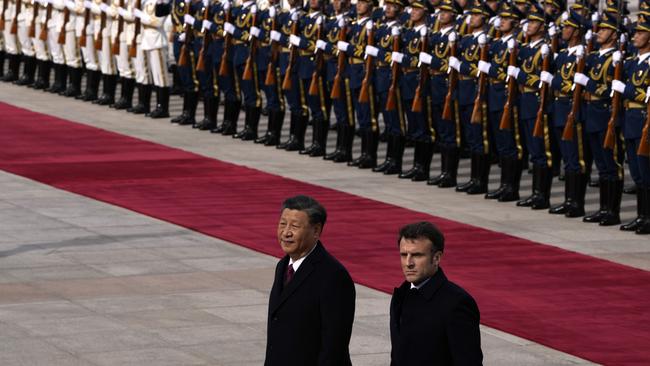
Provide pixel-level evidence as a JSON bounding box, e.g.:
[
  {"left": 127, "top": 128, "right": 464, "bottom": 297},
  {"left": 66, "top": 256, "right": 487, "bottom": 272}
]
[{"left": 284, "top": 264, "right": 294, "bottom": 287}]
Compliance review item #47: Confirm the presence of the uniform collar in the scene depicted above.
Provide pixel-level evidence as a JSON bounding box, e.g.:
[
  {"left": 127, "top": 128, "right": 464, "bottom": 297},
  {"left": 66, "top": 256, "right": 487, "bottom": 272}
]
[
  {"left": 501, "top": 33, "right": 513, "bottom": 42},
  {"left": 599, "top": 47, "right": 615, "bottom": 56},
  {"left": 242, "top": 0, "right": 253, "bottom": 8},
  {"left": 529, "top": 38, "right": 544, "bottom": 48},
  {"left": 639, "top": 51, "right": 650, "bottom": 63},
  {"left": 414, "top": 23, "right": 427, "bottom": 34},
  {"left": 472, "top": 30, "right": 484, "bottom": 38},
  {"left": 308, "top": 10, "right": 321, "bottom": 18},
  {"left": 386, "top": 20, "right": 398, "bottom": 27},
  {"left": 567, "top": 45, "right": 581, "bottom": 56},
  {"left": 440, "top": 25, "right": 453, "bottom": 35}
]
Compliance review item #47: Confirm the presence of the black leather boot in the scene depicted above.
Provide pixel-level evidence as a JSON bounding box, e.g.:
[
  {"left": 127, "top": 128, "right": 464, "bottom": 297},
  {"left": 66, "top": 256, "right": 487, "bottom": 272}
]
[
  {"left": 385, "top": 134, "right": 405, "bottom": 175},
  {"left": 63, "top": 67, "right": 83, "bottom": 97},
  {"left": 264, "top": 110, "right": 284, "bottom": 146},
  {"left": 373, "top": 132, "right": 394, "bottom": 173},
  {"left": 96, "top": 74, "right": 117, "bottom": 105},
  {"left": 221, "top": 99, "right": 241, "bottom": 134},
  {"left": 112, "top": 77, "right": 134, "bottom": 108},
  {"left": 599, "top": 179, "right": 622, "bottom": 226},
  {"left": 549, "top": 170, "right": 571, "bottom": 215},
  {"left": 0, "top": 51, "right": 5, "bottom": 78},
  {"left": 565, "top": 172, "right": 587, "bottom": 217},
  {"left": 399, "top": 141, "right": 421, "bottom": 179},
  {"left": 456, "top": 152, "right": 479, "bottom": 192},
  {"left": 621, "top": 185, "right": 644, "bottom": 231},
  {"left": 498, "top": 156, "right": 522, "bottom": 202},
  {"left": 176, "top": 91, "right": 198, "bottom": 125},
  {"left": 56, "top": 65, "right": 69, "bottom": 95},
  {"left": 428, "top": 145, "right": 447, "bottom": 186},
  {"left": 530, "top": 165, "right": 552, "bottom": 210},
  {"left": 467, "top": 153, "right": 490, "bottom": 194},
  {"left": 195, "top": 94, "right": 214, "bottom": 129},
  {"left": 238, "top": 106, "right": 261, "bottom": 140},
  {"left": 149, "top": 87, "right": 170, "bottom": 118},
  {"left": 15, "top": 55, "right": 36, "bottom": 85},
  {"left": 348, "top": 128, "right": 368, "bottom": 167},
  {"left": 635, "top": 187, "right": 650, "bottom": 234},
  {"left": 333, "top": 123, "right": 353, "bottom": 163},
  {"left": 196, "top": 95, "right": 218, "bottom": 130},
  {"left": 128, "top": 84, "right": 152, "bottom": 114},
  {"left": 518, "top": 164, "right": 543, "bottom": 207},
  {"left": 438, "top": 146, "right": 459, "bottom": 188},
  {"left": 46, "top": 63, "right": 65, "bottom": 92},
  {"left": 278, "top": 112, "right": 298, "bottom": 149},
  {"left": 33, "top": 60, "right": 52, "bottom": 90},
  {"left": 309, "top": 117, "right": 328, "bottom": 157},
  {"left": 79, "top": 70, "right": 100, "bottom": 101},
  {"left": 324, "top": 122, "right": 344, "bottom": 160},
  {"left": 358, "top": 130, "right": 379, "bottom": 169},
  {"left": 171, "top": 92, "right": 190, "bottom": 123},
  {"left": 485, "top": 156, "right": 507, "bottom": 199},
  {"left": 2, "top": 53, "right": 20, "bottom": 82},
  {"left": 255, "top": 108, "right": 275, "bottom": 144},
  {"left": 584, "top": 179, "right": 608, "bottom": 223},
  {"left": 412, "top": 141, "right": 433, "bottom": 182},
  {"left": 285, "top": 114, "right": 307, "bottom": 151},
  {"left": 300, "top": 117, "right": 319, "bottom": 155}
]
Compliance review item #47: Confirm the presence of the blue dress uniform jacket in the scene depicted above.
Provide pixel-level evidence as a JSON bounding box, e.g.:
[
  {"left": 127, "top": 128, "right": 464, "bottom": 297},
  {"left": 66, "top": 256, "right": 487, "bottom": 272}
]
[
  {"left": 429, "top": 25, "right": 454, "bottom": 104},
  {"left": 621, "top": 52, "right": 650, "bottom": 186},
  {"left": 293, "top": 11, "right": 323, "bottom": 80},
  {"left": 456, "top": 32, "right": 481, "bottom": 107},
  {"left": 374, "top": 19, "right": 403, "bottom": 136},
  {"left": 582, "top": 48, "right": 616, "bottom": 133}
]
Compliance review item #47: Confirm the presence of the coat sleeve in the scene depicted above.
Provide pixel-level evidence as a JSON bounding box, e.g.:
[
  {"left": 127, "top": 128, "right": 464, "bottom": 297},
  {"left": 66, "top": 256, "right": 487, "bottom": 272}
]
[
  {"left": 446, "top": 294, "right": 483, "bottom": 366},
  {"left": 317, "top": 267, "right": 356, "bottom": 366}
]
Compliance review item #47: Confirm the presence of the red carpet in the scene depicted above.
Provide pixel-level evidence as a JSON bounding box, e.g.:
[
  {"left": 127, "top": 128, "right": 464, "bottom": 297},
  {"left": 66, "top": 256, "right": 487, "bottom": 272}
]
[{"left": 1, "top": 101, "right": 649, "bottom": 365}]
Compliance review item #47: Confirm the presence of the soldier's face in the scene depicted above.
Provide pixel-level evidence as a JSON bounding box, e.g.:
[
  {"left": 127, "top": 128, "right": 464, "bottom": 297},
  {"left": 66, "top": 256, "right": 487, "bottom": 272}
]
[
  {"left": 456, "top": 0, "right": 467, "bottom": 8},
  {"left": 356, "top": 0, "right": 371, "bottom": 16},
  {"left": 544, "top": 4, "right": 557, "bottom": 16},
  {"left": 399, "top": 237, "right": 442, "bottom": 285},
  {"left": 385, "top": 3, "right": 400, "bottom": 19},
  {"left": 469, "top": 14, "right": 484, "bottom": 29},
  {"left": 561, "top": 25, "right": 576, "bottom": 42},
  {"left": 596, "top": 27, "right": 614, "bottom": 45},
  {"left": 287, "top": 0, "right": 299, "bottom": 8},
  {"left": 333, "top": 0, "right": 344, "bottom": 12},
  {"left": 309, "top": 0, "right": 320, "bottom": 9},
  {"left": 633, "top": 30, "right": 650, "bottom": 50},
  {"left": 526, "top": 20, "right": 543, "bottom": 37},
  {"left": 410, "top": 7, "right": 425, "bottom": 23},
  {"left": 499, "top": 17, "right": 514, "bottom": 33},
  {"left": 438, "top": 10, "right": 454, "bottom": 25},
  {"left": 486, "top": 0, "right": 498, "bottom": 11},
  {"left": 277, "top": 209, "right": 321, "bottom": 261}
]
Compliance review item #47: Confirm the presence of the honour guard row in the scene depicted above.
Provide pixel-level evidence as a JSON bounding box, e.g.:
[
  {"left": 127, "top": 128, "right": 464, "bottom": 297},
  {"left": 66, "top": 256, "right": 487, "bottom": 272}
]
[{"left": 2, "top": 0, "right": 650, "bottom": 234}]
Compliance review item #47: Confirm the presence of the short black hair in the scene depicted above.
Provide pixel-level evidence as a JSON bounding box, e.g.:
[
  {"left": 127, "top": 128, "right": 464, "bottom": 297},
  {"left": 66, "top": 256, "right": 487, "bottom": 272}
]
[
  {"left": 397, "top": 221, "right": 444, "bottom": 253},
  {"left": 281, "top": 195, "right": 327, "bottom": 227}
]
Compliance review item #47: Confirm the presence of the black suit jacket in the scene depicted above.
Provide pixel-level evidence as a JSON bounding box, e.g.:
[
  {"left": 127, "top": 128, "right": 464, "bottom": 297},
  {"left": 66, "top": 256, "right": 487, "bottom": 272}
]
[
  {"left": 264, "top": 241, "right": 356, "bottom": 366},
  {"left": 390, "top": 268, "right": 483, "bottom": 366}
]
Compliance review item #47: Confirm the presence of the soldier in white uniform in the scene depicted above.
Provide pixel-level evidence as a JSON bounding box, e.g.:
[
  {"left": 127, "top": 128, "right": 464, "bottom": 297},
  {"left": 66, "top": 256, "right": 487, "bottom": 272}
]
[
  {"left": 31, "top": 0, "right": 53, "bottom": 89},
  {"left": 45, "top": 0, "right": 68, "bottom": 92},
  {"left": 110, "top": 0, "right": 135, "bottom": 109},
  {"left": 15, "top": 0, "right": 37, "bottom": 85},
  {"left": 127, "top": 0, "right": 153, "bottom": 115},
  {"left": 2, "top": 0, "right": 22, "bottom": 82},
  {"left": 0, "top": 0, "right": 5, "bottom": 78},
  {"left": 60, "top": 0, "right": 82, "bottom": 96},
  {"left": 77, "top": 0, "right": 101, "bottom": 100},
  {"left": 135, "top": 0, "right": 169, "bottom": 118},
  {"left": 93, "top": 0, "right": 118, "bottom": 105}
]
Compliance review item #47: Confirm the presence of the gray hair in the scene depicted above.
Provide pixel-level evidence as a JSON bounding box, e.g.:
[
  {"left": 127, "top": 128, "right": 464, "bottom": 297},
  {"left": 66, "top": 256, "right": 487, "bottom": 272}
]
[{"left": 281, "top": 195, "right": 327, "bottom": 227}]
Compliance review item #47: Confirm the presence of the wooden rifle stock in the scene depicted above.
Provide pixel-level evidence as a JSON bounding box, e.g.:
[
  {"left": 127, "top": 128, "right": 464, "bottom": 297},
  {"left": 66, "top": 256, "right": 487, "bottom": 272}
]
[
  {"left": 329, "top": 24, "right": 347, "bottom": 99},
  {"left": 195, "top": 0, "right": 211, "bottom": 72},
  {"left": 79, "top": 6, "right": 90, "bottom": 46},
  {"left": 178, "top": 1, "right": 193, "bottom": 67},
  {"left": 242, "top": 9, "right": 257, "bottom": 80},
  {"left": 0, "top": 0, "right": 7, "bottom": 30},
  {"left": 218, "top": 3, "right": 231, "bottom": 76},
  {"left": 39, "top": 3, "right": 52, "bottom": 40},
  {"left": 385, "top": 32, "right": 400, "bottom": 111},
  {"left": 638, "top": 102, "right": 650, "bottom": 156},
  {"left": 532, "top": 47, "right": 551, "bottom": 138},
  {"left": 28, "top": 1, "right": 39, "bottom": 38},
  {"left": 111, "top": 0, "right": 124, "bottom": 55},
  {"left": 57, "top": 7, "right": 70, "bottom": 44},
  {"left": 411, "top": 33, "right": 428, "bottom": 112},
  {"left": 282, "top": 16, "right": 299, "bottom": 91},
  {"left": 128, "top": 0, "right": 141, "bottom": 57},
  {"left": 95, "top": 1, "right": 107, "bottom": 50},
  {"left": 603, "top": 49, "right": 624, "bottom": 150},
  {"left": 10, "top": 0, "right": 21, "bottom": 34},
  {"left": 308, "top": 17, "right": 324, "bottom": 96},
  {"left": 499, "top": 42, "right": 517, "bottom": 130},
  {"left": 562, "top": 22, "right": 594, "bottom": 141},
  {"left": 264, "top": 6, "right": 278, "bottom": 85},
  {"left": 358, "top": 25, "right": 374, "bottom": 103},
  {"left": 441, "top": 39, "right": 457, "bottom": 120},
  {"left": 471, "top": 41, "right": 488, "bottom": 124}
]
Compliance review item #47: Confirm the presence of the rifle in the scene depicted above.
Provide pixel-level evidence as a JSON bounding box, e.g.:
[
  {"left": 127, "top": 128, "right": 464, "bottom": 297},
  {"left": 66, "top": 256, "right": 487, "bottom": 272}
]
[
  {"left": 10, "top": 0, "right": 22, "bottom": 34},
  {"left": 562, "top": 7, "right": 594, "bottom": 141},
  {"left": 242, "top": 4, "right": 257, "bottom": 80},
  {"left": 411, "top": 28, "right": 429, "bottom": 112},
  {"left": 282, "top": 12, "right": 299, "bottom": 91},
  {"left": 308, "top": 15, "right": 324, "bottom": 96},
  {"left": 358, "top": 20, "right": 374, "bottom": 103},
  {"left": 58, "top": 5, "right": 70, "bottom": 45},
  {"left": 38, "top": 1, "right": 52, "bottom": 40},
  {"left": 471, "top": 36, "right": 488, "bottom": 124},
  {"left": 532, "top": 43, "right": 550, "bottom": 138},
  {"left": 95, "top": 0, "right": 107, "bottom": 51},
  {"left": 128, "top": 0, "right": 141, "bottom": 57},
  {"left": 28, "top": 0, "right": 39, "bottom": 37},
  {"left": 178, "top": 0, "right": 193, "bottom": 67},
  {"left": 264, "top": 4, "right": 279, "bottom": 85},
  {"left": 196, "top": 0, "right": 211, "bottom": 72},
  {"left": 78, "top": 3, "right": 90, "bottom": 46},
  {"left": 329, "top": 19, "right": 347, "bottom": 99},
  {"left": 638, "top": 102, "right": 650, "bottom": 156},
  {"left": 111, "top": 0, "right": 124, "bottom": 55},
  {"left": 441, "top": 34, "right": 458, "bottom": 120},
  {"left": 218, "top": 0, "right": 232, "bottom": 76},
  {"left": 603, "top": 8, "right": 625, "bottom": 150},
  {"left": 0, "top": 0, "right": 7, "bottom": 30},
  {"left": 385, "top": 27, "right": 400, "bottom": 111},
  {"left": 499, "top": 38, "right": 518, "bottom": 130}
]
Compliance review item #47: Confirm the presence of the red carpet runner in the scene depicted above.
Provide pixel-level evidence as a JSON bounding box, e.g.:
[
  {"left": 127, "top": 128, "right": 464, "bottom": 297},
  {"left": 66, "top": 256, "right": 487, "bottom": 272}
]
[{"left": 1, "top": 102, "right": 649, "bottom": 365}]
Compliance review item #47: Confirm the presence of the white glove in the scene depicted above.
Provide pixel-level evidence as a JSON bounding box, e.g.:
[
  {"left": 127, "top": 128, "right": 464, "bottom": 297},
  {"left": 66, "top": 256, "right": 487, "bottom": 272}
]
[
  {"left": 540, "top": 44, "right": 549, "bottom": 57},
  {"left": 291, "top": 11, "right": 298, "bottom": 22},
  {"left": 478, "top": 60, "right": 491, "bottom": 75},
  {"left": 507, "top": 38, "right": 515, "bottom": 50},
  {"left": 448, "top": 31, "right": 457, "bottom": 43},
  {"left": 178, "top": 32, "right": 186, "bottom": 42},
  {"left": 540, "top": 70, "right": 553, "bottom": 85},
  {"left": 223, "top": 0, "right": 230, "bottom": 10},
  {"left": 184, "top": 14, "right": 195, "bottom": 25},
  {"left": 337, "top": 40, "right": 349, "bottom": 52},
  {"left": 418, "top": 51, "right": 432, "bottom": 65},
  {"left": 575, "top": 44, "right": 584, "bottom": 58},
  {"left": 316, "top": 39, "right": 327, "bottom": 51},
  {"left": 591, "top": 12, "right": 599, "bottom": 24},
  {"left": 561, "top": 11, "right": 569, "bottom": 22},
  {"left": 99, "top": 2, "right": 109, "bottom": 12},
  {"left": 612, "top": 50, "right": 622, "bottom": 64},
  {"left": 419, "top": 26, "right": 427, "bottom": 37},
  {"left": 65, "top": 0, "right": 75, "bottom": 10},
  {"left": 645, "top": 86, "right": 650, "bottom": 103},
  {"left": 117, "top": 7, "right": 126, "bottom": 17},
  {"left": 202, "top": 20, "right": 212, "bottom": 31},
  {"left": 338, "top": 17, "right": 345, "bottom": 28},
  {"left": 316, "top": 15, "right": 323, "bottom": 26},
  {"left": 366, "top": 20, "right": 373, "bottom": 31},
  {"left": 270, "top": 30, "right": 281, "bottom": 42},
  {"left": 289, "top": 34, "right": 301, "bottom": 47},
  {"left": 611, "top": 79, "right": 626, "bottom": 94},
  {"left": 224, "top": 21, "right": 235, "bottom": 35},
  {"left": 478, "top": 33, "right": 486, "bottom": 46},
  {"left": 448, "top": 56, "right": 461, "bottom": 71},
  {"left": 391, "top": 26, "right": 400, "bottom": 36},
  {"left": 269, "top": 5, "right": 275, "bottom": 18},
  {"left": 250, "top": 26, "right": 260, "bottom": 38},
  {"left": 492, "top": 16, "right": 501, "bottom": 28},
  {"left": 522, "top": 22, "right": 528, "bottom": 33},
  {"left": 573, "top": 72, "right": 589, "bottom": 86},
  {"left": 365, "top": 45, "right": 379, "bottom": 57},
  {"left": 620, "top": 33, "right": 627, "bottom": 44},
  {"left": 585, "top": 29, "right": 592, "bottom": 42},
  {"left": 391, "top": 51, "right": 403, "bottom": 64},
  {"left": 507, "top": 65, "right": 520, "bottom": 78},
  {"left": 84, "top": 0, "right": 92, "bottom": 9},
  {"left": 548, "top": 24, "right": 557, "bottom": 37},
  {"left": 250, "top": 4, "right": 256, "bottom": 14},
  {"left": 133, "top": 8, "right": 143, "bottom": 18}
]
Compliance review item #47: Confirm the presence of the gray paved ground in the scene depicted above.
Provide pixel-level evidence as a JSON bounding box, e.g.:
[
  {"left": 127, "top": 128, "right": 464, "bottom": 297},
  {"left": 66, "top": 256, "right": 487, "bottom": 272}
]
[{"left": 3, "top": 81, "right": 645, "bottom": 365}]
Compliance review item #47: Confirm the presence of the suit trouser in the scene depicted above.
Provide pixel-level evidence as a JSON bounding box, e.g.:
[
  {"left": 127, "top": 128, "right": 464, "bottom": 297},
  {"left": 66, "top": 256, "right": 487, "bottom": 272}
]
[
  {"left": 625, "top": 138, "right": 650, "bottom": 187},
  {"left": 553, "top": 123, "right": 585, "bottom": 174},
  {"left": 377, "top": 89, "right": 403, "bottom": 136},
  {"left": 460, "top": 103, "right": 486, "bottom": 153},
  {"left": 133, "top": 38, "right": 151, "bottom": 84},
  {"left": 261, "top": 66, "right": 282, "bottom": 112},
  {"left": 488, "top": 109, "right": 518, "bottom": 159},
  {"left": 173, "top": 36, "right": 196, "bottom": 93},
  {"left": 588, "top": 129, "right": 620, "bottom": 180},
  {"left": 115, "top": 36, "right": 133, "bottom": 78},
  {"left": 63, "top": 28, "right": 81, "bottom": 68},
  {"left": 235, "top": 62, "right": 261, "bottom": 108},
  {"left": 17, "top": 18, "right": 35, "bottom": 57},
  {"left": 4, "top": 18, "right": 19, "bottom": 55}
]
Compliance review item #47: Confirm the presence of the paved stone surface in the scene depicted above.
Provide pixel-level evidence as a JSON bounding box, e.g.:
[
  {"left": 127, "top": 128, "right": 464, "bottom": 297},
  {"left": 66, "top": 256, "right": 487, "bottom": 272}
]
[{"left": 2, "top": 81, "right": 640, "bottom": 365}]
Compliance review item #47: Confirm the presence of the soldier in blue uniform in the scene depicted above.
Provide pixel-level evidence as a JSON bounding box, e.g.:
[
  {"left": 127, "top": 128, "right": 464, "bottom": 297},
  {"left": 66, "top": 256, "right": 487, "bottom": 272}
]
[
  {"left": 615, "top": 19, "right": 650, "bottom": 234},
  {"left": 573, "top": 12, "right": 625, "bottom": 226},
  {"left": 426, "top": 0, "right": 461, "bottom": 188},
  {"left": 449, "top": 2, "right": 491, "bottom": 195},
  {"left": 479, "top": 3, "right": 524, "bottom": 202},
  {"left": 368, "top": 0, "right": 407, "bottom": 175},
  {"left": 542, "top": 10, "right": 589, "bottom": 217},
  {"left": 509, "top": 4, "right": 554, "bottom": 210}
]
